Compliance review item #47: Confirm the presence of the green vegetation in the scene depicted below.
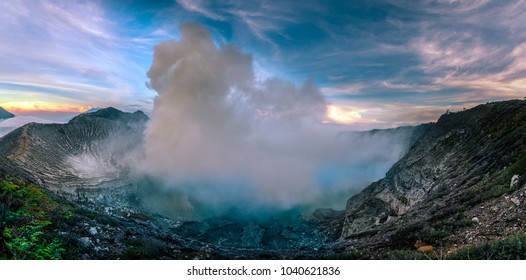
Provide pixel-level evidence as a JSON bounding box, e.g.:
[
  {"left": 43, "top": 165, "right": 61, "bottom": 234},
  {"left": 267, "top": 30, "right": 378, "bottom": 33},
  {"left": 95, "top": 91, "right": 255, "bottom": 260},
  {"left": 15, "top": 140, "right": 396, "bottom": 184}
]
[
  {"left": 448, "top": 235, "right": 526, "bottom": 260},
  {"left": 380, "top": 234, "right": 526, "bottom": 260},
  {"left": 418, "top": 217, "right": 475, "bottom": 245},
  {"left": 381, "top": 249, "right": 433, "bottom": 260},
  {"left": 122, "top": 237, "right": 172, "bottom": 260},
  {"left": 390, "top": 214, "right": 475, "bottom": 249},
  {"left": 327, "top": 250, "right": 363, "bottom": 260},
  {"left": 0, "top": 179, "right": 73, "bottom": 259}
]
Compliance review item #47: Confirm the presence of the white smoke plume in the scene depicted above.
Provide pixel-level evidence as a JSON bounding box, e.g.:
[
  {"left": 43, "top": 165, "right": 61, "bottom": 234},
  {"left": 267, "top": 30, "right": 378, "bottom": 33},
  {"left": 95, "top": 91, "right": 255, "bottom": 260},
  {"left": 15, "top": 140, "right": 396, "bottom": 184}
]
[{"left": 141, "top": 23, "right": 417, "bottom": 216}]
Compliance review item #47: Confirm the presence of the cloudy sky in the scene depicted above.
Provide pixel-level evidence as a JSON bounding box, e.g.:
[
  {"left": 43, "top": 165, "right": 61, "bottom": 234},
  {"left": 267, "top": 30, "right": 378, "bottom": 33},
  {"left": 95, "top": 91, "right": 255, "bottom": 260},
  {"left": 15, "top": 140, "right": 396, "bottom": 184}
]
[{"left": 1, "top": 0, "right": 525, "bottom": 127}]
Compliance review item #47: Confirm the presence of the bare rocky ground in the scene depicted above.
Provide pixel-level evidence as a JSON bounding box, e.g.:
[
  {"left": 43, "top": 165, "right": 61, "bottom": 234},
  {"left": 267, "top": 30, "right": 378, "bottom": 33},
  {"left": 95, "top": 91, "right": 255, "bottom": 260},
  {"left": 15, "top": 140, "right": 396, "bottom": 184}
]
[{"left": 336, "top": 100, "right": 526, "bottom": 259}]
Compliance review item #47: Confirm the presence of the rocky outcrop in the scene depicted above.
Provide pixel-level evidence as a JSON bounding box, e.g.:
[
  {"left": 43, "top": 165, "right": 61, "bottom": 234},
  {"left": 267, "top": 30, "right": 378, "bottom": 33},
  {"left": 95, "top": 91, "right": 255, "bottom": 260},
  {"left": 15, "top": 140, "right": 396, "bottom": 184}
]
[
  {"left": 341, "top": 100, "right": 526, "bottom": 256},
  {"left": 0, "top": 108, "right": 148, "bottom": 197},
  {"left": 0, "top": 154, "right": 41, "bottom": 184}
]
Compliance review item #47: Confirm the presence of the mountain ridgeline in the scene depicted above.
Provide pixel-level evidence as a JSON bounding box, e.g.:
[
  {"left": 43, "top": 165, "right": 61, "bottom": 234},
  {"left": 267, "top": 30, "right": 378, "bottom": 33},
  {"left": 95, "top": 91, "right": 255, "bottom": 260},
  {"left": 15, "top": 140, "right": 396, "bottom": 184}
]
[
  {"left": 0, "top": 108, "right": 148, "bottom": 197},
  {"left": 340, "top": 100, "right": 526, "bottom": 257}
]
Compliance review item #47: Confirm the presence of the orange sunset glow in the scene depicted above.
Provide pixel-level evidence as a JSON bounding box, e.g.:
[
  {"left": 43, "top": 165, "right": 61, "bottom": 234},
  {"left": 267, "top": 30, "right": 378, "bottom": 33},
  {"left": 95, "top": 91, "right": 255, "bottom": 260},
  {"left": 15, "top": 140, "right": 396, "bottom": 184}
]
[
  {"left": 325, "top": 104, "right": 363, "bottom": 125},
  {"left": 0, "top": 102, "right": 92, "bottom": 114}
]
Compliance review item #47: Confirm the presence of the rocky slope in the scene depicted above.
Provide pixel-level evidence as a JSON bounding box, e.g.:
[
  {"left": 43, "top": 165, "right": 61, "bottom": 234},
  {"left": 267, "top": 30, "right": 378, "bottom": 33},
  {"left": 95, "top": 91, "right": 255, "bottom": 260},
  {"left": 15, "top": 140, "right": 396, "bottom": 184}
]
[
  {"left": 4, "top": 101, "right": 525, "bottom": 259},
  {"left": 0, "top": 108, "right": 147, "bottom": 195},
  {"left": 0, "top": 154, "right": 41, "bottom": 184},
  {"left": 340, "top": 100, "right": 526, "bottom": 257}
]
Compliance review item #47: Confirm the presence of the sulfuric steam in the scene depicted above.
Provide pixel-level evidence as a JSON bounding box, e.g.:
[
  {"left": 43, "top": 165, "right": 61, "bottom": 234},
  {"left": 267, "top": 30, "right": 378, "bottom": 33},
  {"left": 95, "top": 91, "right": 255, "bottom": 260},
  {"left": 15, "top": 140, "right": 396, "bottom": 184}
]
[{"left": 139, "top": 23, "right": 417, "bottom": 217}]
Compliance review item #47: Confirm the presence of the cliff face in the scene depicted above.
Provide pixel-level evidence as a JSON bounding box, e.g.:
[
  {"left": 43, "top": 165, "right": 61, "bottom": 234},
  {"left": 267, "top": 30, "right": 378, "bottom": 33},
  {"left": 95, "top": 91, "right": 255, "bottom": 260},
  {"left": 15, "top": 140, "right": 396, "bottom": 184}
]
[
  {"left": 341, "top": 100, "right": 526, "bottom": 254},
  {"left": 0, "top": 154, "right": 40, "bottom": 184},
  {"left": 0, "top": 108, "right": 148, "bottom": 191}
]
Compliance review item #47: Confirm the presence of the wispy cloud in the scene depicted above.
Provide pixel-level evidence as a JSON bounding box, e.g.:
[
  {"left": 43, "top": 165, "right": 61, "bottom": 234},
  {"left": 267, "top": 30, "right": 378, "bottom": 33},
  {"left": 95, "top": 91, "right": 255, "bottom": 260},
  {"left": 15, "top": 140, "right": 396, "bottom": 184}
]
[
  {"left": 0, "top": 0, "right": 155, "bottom": 112},
  {"left": 312, "top": 1, "right": 526, "bottom": 126},
  {"left": 40, "top": 1, "right": 115, "bottom": 40},
  {"left": 2, "top": 0, "right": 526, "bottom": 127},
  {"left": 404, "top": 1, "right": 526, "bottom": 103},
  {"left": 176, "top": 0, "right": 226, "bottom": 21}
]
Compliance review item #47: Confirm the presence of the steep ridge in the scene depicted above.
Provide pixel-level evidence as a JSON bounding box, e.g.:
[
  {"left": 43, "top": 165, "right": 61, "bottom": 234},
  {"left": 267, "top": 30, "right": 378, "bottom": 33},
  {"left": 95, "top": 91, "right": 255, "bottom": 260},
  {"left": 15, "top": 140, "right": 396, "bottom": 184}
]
[
  {"left": 0, "top": 108, "right": 148, "bottom": 192},
  {"left": 0, "top": 154, "right": 41, "bottom": 184},
  {"left": 341, "top": 100, "right": 526, "bottom": 256}
]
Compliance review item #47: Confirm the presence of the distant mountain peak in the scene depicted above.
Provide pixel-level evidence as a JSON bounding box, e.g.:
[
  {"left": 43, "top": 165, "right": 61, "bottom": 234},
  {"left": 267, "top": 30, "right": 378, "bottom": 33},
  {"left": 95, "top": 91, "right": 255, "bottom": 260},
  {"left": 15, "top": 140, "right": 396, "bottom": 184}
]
[
  {"left": 73, "top": 107, "right": 149, "bottom": 123},
  {"left": 0, "top": 107, "right": 15, "bottom": 120}
]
